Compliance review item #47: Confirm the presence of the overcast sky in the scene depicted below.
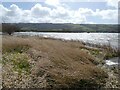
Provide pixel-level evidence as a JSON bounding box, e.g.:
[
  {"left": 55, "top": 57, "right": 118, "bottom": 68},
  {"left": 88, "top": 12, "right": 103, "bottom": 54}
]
[{"left": 0, "top": 0, "right": 118, "bottom": 24}]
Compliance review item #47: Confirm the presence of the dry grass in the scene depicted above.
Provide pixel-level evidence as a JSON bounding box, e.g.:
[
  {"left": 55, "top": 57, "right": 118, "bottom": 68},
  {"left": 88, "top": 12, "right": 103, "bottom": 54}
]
[
  {"left": 2, "top": 35, "right": 31, "bottom": 53},
  {"left": 2, "top": 35, "right": 109, "bottom": 88}
]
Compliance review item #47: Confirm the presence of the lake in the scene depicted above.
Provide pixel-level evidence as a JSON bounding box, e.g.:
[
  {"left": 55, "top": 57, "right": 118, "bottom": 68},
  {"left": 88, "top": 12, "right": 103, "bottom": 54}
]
[{"left": 14, "top": 32, "right": 119, "bottom": 49}]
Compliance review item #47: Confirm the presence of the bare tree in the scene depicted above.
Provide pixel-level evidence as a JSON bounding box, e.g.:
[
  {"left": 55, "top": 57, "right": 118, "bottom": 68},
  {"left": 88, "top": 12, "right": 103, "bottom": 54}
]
[{"left": 2, "top": 23, "right": 20, "bottom": 35}]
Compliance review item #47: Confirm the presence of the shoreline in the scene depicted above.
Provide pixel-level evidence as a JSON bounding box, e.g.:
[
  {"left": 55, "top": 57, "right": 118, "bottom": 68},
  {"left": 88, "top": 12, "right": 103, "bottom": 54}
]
[{"left": 13, "top": 32, "right": 119, "bottom": 50}]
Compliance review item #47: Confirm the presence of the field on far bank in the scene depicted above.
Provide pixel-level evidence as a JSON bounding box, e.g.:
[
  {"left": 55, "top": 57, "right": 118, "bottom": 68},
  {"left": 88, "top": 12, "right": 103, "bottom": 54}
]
[{"left": 1, "top": 35, "right": 119, "bottom": 89}]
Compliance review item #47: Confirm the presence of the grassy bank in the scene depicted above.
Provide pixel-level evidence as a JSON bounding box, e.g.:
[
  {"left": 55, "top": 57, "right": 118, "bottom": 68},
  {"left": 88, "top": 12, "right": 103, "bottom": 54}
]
[{"left": 2, "top": 35, "right": 119, "bottom": 89}]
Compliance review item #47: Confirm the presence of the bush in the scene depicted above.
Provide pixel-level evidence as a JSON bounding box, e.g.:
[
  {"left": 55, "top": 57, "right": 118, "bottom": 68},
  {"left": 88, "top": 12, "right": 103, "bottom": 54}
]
[{"left": 2, "top": 23, "right": 20, "bottom": 35}]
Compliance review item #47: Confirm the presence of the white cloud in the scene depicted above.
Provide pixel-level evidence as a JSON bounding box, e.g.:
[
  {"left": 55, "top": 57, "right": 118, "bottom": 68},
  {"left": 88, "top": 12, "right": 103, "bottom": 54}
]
[
  {"left": 31, "top": 4, "right": 51, "bottom": 18},
  {"left": 87, "top": 22, "right": 96, "bottom": 24},
  {"left": 99, "top": 10, "right": 117, "bottom": 20},
  {"left": 0, "top": 2, "right": 118, "bottom": 24},
  {"left": 45, "top": 0, "right": 60, "bottom": 7},
  {"left": 10, "top": 4, "right": 20, "bottom": 11},
  {"left": 67, "top": 0, "right": 118, "bottom": 8},
  {"left": 0, "top": 4, "right": 8, "bottom": 17},
  {"left": 106, "top": 0, "right": 118, "bottom": 8},
  {"left": 1, "top": 3, "right": 87, "bottom": 23},
  {"left": 6, "top": 4, "right": 22, "bottom": 17},
  {"left": 78, "top": 8, "right": 94, "bottom": 16},
  {"left": 93, "top": 9, "right": 118, "bottom": 20},
  {"left": 50, "top": 6, "right": 69, "bottom": 18}
]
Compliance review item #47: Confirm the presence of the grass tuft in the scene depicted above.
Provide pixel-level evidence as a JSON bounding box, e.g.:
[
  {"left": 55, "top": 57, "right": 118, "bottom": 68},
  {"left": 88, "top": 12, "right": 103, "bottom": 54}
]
[{"left": 3, "top": 52, "right": 31, "bottom": 73}]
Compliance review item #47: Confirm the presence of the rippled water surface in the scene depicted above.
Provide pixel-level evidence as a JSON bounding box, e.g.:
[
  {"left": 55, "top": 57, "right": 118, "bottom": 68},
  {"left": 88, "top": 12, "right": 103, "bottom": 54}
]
[{"left": 14, "top": 32, "right": 119, "bottom": 49}]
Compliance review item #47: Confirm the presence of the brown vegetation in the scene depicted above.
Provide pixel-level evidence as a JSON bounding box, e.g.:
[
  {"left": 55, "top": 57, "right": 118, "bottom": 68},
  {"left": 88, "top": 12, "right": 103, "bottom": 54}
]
[
  {"left": 2, "top": 23, "right": 20, "bottom": 35},
  {"left": 2, "top": 35, "right": 111, "bottom": 89}
]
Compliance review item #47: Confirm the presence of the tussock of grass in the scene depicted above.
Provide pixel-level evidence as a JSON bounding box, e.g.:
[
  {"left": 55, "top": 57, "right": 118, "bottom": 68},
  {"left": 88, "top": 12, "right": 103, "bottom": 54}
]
[
  {"left": 2, "top": 35, "right": 112, "bottom": 88},
  {"left": 2, "top": 36, "right": 31, "bottom": 53}
]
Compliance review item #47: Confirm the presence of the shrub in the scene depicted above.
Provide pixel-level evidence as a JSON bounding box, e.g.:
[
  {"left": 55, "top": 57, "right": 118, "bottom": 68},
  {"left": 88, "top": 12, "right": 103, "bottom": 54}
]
[{"left": 2, "top": 23, "right": 20, "bottom": 35}]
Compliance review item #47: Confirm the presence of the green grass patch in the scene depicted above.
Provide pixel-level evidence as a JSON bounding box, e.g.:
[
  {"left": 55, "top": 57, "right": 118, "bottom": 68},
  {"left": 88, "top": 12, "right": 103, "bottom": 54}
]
[
  {"left": 90, "top": 49, "right": 100, "bottom": 56},
  {"left": 3, "top": 52, "right": 31, "bottom": 73}
]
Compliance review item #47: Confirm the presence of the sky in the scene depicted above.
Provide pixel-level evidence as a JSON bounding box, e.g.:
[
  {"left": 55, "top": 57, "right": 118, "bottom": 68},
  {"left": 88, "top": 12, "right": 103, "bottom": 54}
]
[{"left": 0, "top": 0, "right": 119, "bottom": 24}]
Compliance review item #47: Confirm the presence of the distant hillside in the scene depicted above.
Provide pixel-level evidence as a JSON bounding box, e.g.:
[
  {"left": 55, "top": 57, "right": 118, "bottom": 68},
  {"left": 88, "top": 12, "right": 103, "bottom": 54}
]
[{"left": 2, "top": 23, "right": 119, "bottom": 33}]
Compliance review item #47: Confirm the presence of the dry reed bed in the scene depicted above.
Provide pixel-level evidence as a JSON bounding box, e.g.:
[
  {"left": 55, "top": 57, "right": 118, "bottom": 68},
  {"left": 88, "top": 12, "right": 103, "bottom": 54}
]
[{"left": 2, "top": 35, "right": 117, "bottom": 88}]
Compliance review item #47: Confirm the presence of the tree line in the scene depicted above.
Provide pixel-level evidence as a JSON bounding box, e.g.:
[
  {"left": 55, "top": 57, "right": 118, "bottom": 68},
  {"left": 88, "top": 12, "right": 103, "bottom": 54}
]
[{"left": 1, "top": 23, "right": 119, "bottom": 35}]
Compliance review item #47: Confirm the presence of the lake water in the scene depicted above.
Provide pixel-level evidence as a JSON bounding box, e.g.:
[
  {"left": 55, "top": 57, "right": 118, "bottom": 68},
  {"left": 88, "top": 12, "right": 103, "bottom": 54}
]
[
  {"left": 105, "top": 57, "right": 119, "bottom": 66},
  {"left": 14, "top": 32, "right": 119, "bottom": 49}
]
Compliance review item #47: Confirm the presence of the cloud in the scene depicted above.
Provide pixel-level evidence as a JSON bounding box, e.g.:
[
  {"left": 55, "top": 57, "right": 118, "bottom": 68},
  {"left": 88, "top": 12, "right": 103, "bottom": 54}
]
[
  {"left": 78, "top": 8, "right": 94, "bottom": 16},
  {"left": 31, "top": 4, "right": 51, "bottom": 18},
  {"left": 6, "top": 4, "right": 22, "bottom": 17},
  {"left": 106, "top": 0, "right": 118, "bottom": 8},
  {"left": 67, "top": 0, "right": 118, "bottom": 8},
  {"left": 50, "top": 6, "right": 70, "bottom": 18},
  {"left": 1, "top": 3, "right": 87, "bottom": 23},
  {"left": 45, "top": 0, "right": 60, "bottom": 7},
  {"left": 0, "top": 4, "right": 8, "bottom": 17},
  {"left": 10, "top": 4, "right": 20, "bottom": 11},
  {"left": 94, "top": 9, "right": 117, "bottom": 20},
  {"left": 0, "top": 2, "right": 118, "bottom": 24}
]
